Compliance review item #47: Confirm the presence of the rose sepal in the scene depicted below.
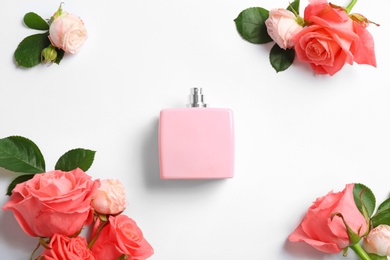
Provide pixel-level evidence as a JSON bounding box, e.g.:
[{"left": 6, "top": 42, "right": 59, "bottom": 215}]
[
  {"left": 367, "top": 253, "right": 388, "bottom": 260},
  {"left": 331, "top": 212, "right": 362, "bottom": 245}
]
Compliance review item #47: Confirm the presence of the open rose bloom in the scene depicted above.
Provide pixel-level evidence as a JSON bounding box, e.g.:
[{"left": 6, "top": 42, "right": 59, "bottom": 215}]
[
  {"left": 2, "top": 168, "right": 100, "bottom": 238},
  {"left": 49, "top": 10, "right": 88, "bottom": 54},
  {"left": 90, "top": 215, "right": 154, "bottom": 260},
  {"left": 292, "top": 0, "right": 376, "bottom": 75},
  {"left": 288, "top": 183, "right": 368, "bottom": 253},
  {"left": 38, "top": 233, "right": 95, "bottom": 260}
]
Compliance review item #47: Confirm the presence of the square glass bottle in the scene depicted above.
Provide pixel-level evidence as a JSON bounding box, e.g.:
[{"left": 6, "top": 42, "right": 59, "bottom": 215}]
[{"left": 158, "top": 88, "right": 234, "bottom": 179}]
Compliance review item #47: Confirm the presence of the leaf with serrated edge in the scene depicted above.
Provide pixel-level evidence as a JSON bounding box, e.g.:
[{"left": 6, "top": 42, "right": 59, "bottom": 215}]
[
  {"left": 24, "top": 12, "right": 49, "bottom": 30},
  {"left": 6, "top": 174, "right": 35, "bottom": 195},
  {"left": 14, "top": 33, "right": 50, "bottom": 68},
  {"left": 0, "top": 136, "right": 45, "bottom": 174},
  {"left": 55, "top": 148, "right": 96, "bottom": 172},
  {"left": 234, "top": 7, "right": 272, "bottom": 44}
]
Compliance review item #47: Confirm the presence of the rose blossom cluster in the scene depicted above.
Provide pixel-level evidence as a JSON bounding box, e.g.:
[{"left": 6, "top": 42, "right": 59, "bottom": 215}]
[
  {"left": 265, "top": 0, "right": 377, "bottom": 75},
  {"left": 236, "top": 0, "right": 378, "bottom": 76},
  {"left": 289, "top": 183, "right": 390, "bottom": 259},
  {"left": 2, "top": 169, "right": 154, "bottom": 260}
]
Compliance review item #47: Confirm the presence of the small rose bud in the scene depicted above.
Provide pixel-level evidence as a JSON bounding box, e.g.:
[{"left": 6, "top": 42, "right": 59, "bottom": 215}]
[
  {"left": 363, "top": 224, "right": 390, "bottom": 256},
  {"left": 41, "top": 45, "right": 57, "bottom": 64},
  {"left": 91, "top": 179, "right": 127, "bottom": 215}
]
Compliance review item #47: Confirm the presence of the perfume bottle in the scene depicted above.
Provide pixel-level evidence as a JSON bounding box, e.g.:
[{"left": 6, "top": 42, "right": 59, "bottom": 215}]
[{"left": 158, "top": 88, "right": 234, "bottom": 179}]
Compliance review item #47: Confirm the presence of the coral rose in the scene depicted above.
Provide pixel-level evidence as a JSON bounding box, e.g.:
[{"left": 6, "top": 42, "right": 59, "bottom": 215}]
[
  {"left": 265, "top": 8, "right": 303, "bottom": 49},
  {"left": 38, "top": 234, "right": 95, "bottom": 260},
  {"left": 288, "top": 183, "right": 368, "bottom": 253},
  {"left": 90, "top": 215, "right": 154, "bottom": 260},
  {"left": 292, "top": 0, "right": 376, "bottom": 75},
  {"left": 49, "top": 11, "right": 88, "bottom": 54},
  {"left": 91, "top": 179, "right": 127, "bottom": 215},
  {"left": 2, "top": 168, "right": 100, "bottom": 238},
  {"left": 363, "top": 224, "right": 390, "bottom": 256}
]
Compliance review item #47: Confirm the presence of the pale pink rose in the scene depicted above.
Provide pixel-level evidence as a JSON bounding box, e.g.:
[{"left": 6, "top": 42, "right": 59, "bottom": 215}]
[
  {"left": 49, "top": 12, "right": 88, "bottom": 54},
  {"left": 90, "top": 215, "right": 154, "bottom": 260},
  {"left": 2, "top": 168, "right": 100, "bottom": 238},
  {"left": 91, "top": 179, "right": 127, "bottom": 215},
  {"left": 288, "top": 183, "right": 368, "bottom": 253},
  {"left": 363, "top": 225, "right": 390, "bottom": 256},
  {"left": 292, "top": 0, "right": 376, "bottom": 75},
  {"left": 265, "top": 8, "right": 303, "bottom": 49},
  {"left": 38, "top": 234, "right": 95, "bottom": 260}
]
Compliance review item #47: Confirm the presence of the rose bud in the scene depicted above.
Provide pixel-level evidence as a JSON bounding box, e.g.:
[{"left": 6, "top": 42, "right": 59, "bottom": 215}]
[
  {"left": 91, "top": 179, "right": 127, "bottom": 215},
  {"left": 41, "top": 45, "right": 58, "bottom": 64},
  {"left": 363, "top": 224, "right": 390, "bottom": 256}
]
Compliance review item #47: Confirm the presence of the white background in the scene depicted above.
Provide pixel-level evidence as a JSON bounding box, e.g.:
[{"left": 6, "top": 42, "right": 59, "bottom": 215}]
[{"left": 0, "top": 0, "right": 389, "bottom": 259}]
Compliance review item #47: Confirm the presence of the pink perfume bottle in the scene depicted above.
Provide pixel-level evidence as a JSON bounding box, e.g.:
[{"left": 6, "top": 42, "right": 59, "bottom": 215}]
[{"left": 158, "top": 88, "right": 234, "bottom": 179}]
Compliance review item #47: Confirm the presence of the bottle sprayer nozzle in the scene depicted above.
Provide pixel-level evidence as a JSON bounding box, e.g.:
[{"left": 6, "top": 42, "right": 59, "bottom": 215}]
[{"left": 188, "top": 88, "right": 207, "bottom": 107}]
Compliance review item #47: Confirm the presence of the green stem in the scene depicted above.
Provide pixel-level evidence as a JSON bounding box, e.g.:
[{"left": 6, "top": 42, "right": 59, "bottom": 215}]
[
  {"left": 345, "top": 0, "right": 357, "bottom": 13},
  {"left": 88, "top": 218, "right": 108, "bottom": 249},
  {"left": 30, "top": 241, "right": 41, "bottom": 260},
  {"left": 350, "top": 243, "right": 371, "bottom": 260}
]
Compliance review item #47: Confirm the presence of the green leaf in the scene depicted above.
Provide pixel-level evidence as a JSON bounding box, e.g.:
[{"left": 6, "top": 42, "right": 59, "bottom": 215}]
[
  {"left": 269, "top": 44, "right": 295, "bottom": 72},
  {"left": 0, "top": 136, "right": 45, "bottom": 174},
  {"left": 287, "top": 0, "right": 300, "bottom": 15},
  {"left": 14, "top": 33, "right": 51, "bottom": 68},
  {"left": 234, "top": 7, "right": 273, "bottom": 44},
  {"left": 353, "top": 183, "right": 376, "bottom": 218},
  {"left": 55, "top": 148, "right": 96, "bottom": 172},
  {"left": 6, "top": 174, "right": 35, "bottom": 195},
  {"left": 371, "top": 197, "right": 390, "bottom": 227},
  {"left": 55, "top": 48, "right": 65, "bottom": 64},
  {"left": 23, "top": 12, "right": 49, "bottom": 30}
]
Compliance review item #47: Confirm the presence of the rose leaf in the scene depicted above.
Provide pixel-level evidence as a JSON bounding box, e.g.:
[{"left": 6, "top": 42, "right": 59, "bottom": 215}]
[
  {"left": 55, "top": 148, "right": 96, "bottom": 172},
  {"left": 54, "top": 49, "right": 65, "bottom": 65},
  {"left": 353, "top": 183, "right": 376, "bottom": 218},
  {"left": 269, "top": 44, "right": 295, "bottom": 72},
  {"left": 371, "top": 197, "right": 390, "bottom": 227},
  {"left": 287, "top": 0, "right": 300, "bottom": 15},
  {"left": 0, "top": 136, "right": 46, "bottom": 174},
  {"left": 234, "top": 7, "right": 273, "bottom": 44},
  {"left": 6, "top": 174, "right": 35, "bottom": 196},
  {"left": 14, "top": 33, "right": 50, "bottom": 68},
  {"left": 371, "top": 208, "right": 390, "bottom": 228},
  {"left": 23, "top": 12, "right": 49, "bottom": 30}
]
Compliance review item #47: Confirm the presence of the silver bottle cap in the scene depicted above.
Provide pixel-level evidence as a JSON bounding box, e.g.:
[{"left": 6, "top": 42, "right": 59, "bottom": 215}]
[{"left": 188, "top": 88, "right": 207, "bottom": 107}]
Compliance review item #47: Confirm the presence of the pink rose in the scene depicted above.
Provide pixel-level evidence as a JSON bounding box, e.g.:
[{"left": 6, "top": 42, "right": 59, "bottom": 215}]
[
  {"left": 38, "top": 234, "right": 95, "bottom": 260},
  {"left": 292, "top": 0, "right": 376, "bottom": 75},
  {"left": 288, "top": 183, "right": 368, "bottom": 253},
  {"left": 265, "top": 8, "right": 303, "bottom": 49},
  {"left": 91, "top": 179, "right": 127, "bottom": 215},
  {"left": 49, "top": 12, "right": 88, "bottom": 54},
  {"left": 2, "top": 168, "right": 100, "bottom": 238},
  {"left": 90, "top": 215, "right": 154, "bottom": 260},
  {"left": 363, "top": 224, "right": 390, "bottom": 256}
]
